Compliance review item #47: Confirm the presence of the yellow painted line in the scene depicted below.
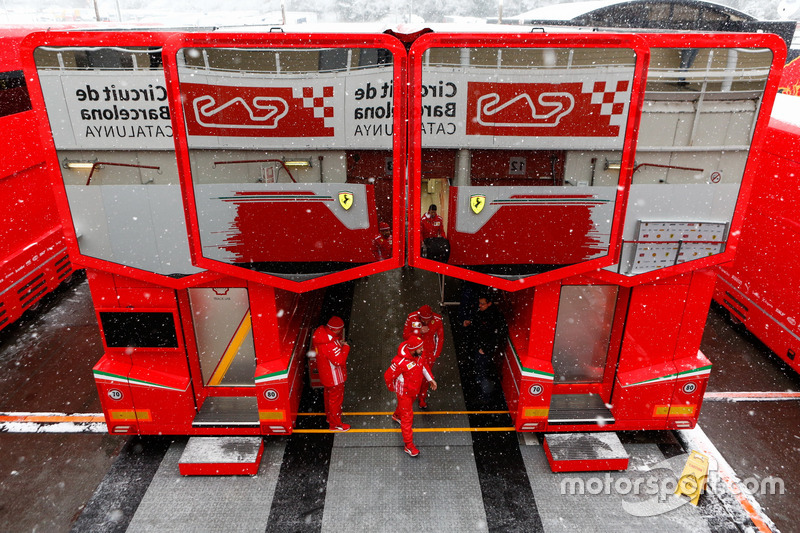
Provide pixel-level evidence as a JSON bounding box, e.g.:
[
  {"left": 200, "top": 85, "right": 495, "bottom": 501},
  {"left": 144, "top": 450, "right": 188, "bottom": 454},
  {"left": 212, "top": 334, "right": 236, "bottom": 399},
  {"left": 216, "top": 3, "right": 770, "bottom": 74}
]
[
  {"left": 208, "top": 310, "right": 252, "bottom": 386},
  {"left": 298, "top": 410, "right": 510, "bottom": 416},
  {"left": 294, "top": 427, "right": 517, "bottom": 433}
]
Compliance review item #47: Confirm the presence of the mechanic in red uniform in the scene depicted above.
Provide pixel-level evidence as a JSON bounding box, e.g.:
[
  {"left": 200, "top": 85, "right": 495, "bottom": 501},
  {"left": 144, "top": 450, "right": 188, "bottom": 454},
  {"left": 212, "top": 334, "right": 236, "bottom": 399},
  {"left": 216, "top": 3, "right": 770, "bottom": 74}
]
[
  {"left": 421, "top": 204, "right": 446, "bottom": 240},
  {"left": 311, "top": 316, "right": 351, "bottom": 432},
  {"left": 384, "top": 336, "right": 437, "bottom": 457},
  {"left": 373, "top": 222, "right": 392, "bottom": 260},
  {"left": 403, "top": 304, "right": 444, "bottom": 409}
]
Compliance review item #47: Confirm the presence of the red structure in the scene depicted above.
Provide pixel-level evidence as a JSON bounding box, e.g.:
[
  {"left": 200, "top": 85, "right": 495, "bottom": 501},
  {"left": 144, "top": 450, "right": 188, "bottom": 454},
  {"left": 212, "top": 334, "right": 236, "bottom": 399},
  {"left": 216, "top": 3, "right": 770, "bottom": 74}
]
[
  {"left": 714, "top": 96, "right": 800, "bottom": 372},
  {"left": 21, "top": 30, "right": 406, "bottom": 435},
  {"left": 18, "top": 26, "right": 785, "bottom": 436},
  {"left": 408, "top": 32, "right": 785, "bottom": 432},
  {"left": 0, "top": 28, "right": 74, "bottom": 333}
]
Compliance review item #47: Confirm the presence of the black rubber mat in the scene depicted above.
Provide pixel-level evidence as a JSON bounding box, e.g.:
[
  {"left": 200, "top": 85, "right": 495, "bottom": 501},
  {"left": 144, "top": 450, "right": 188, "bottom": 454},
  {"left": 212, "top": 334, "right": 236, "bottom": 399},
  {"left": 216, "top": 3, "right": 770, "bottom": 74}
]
[
  {"left": 448, "top": 304, "right": 544, "bottom": 533},
  {"left": 70, "top": 436, "right": 174, "bottom": 533},
  {"left": 265, "top": 433, "right": 334, "bottom": 533}
]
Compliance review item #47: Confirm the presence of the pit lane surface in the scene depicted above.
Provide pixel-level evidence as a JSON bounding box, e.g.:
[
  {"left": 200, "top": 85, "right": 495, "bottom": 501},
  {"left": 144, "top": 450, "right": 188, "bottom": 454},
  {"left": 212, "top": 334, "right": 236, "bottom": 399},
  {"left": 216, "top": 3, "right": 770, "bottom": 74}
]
[{"left": 1, "top": 270, "right": 797, "bottom": 532}]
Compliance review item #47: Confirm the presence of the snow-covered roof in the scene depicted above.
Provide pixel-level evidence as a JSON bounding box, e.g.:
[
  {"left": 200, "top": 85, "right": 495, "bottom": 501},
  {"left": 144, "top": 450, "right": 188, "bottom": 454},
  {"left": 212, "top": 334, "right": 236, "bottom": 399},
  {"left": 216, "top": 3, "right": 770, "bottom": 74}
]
[
  {"left": 506, "top": 1, "right": 618, "bottom": 22},
  {"left": 777, "top": 0, "right": 800, "bottom": 20}
]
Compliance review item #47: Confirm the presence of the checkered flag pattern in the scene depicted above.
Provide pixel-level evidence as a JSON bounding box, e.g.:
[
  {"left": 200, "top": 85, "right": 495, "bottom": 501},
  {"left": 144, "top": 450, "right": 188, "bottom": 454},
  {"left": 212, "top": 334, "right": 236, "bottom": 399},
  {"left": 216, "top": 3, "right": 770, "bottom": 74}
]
[
  {"left": 584, "top": 79, "right": 631, "bottom": 127},
  {"left": 294, "top": 86, "right": 335, "bottom": 127}
]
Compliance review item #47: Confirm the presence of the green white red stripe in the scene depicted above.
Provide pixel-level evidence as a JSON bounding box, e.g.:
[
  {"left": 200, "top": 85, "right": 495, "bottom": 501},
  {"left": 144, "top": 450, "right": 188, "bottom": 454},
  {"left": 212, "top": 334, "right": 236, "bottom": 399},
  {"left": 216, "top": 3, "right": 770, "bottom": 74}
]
[
  {"left": 255, "top": 368, "right": 289, "bottom": 385},
  {"left": 218, "top": 194, "right": 333, "bottom": 203},
  {"left": 93, "top": 370, "right": 129, "bottom": 385},
  {"left": 93, "top": 370, "right": 188, "bottom": 392},
  {"left": 491, "top": 197, "right": 610, "bottom": 207},
  {"left": 507, "top": 339, "right": 555, "bottom": 381},
  {"left": 622, "top": 365, "right": 712, "bottom": 388},
  {"left": 255, "top": 349, "right": 295, "bottom": 385}
]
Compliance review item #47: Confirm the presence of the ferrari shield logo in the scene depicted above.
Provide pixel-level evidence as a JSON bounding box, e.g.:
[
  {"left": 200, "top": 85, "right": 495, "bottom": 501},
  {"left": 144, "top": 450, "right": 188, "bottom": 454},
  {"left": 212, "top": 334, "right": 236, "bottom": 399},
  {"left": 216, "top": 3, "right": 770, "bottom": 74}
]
[
  {"left": 338, "top": 191, "right": 354, "bottom": 210},
  {"left": 470, "top": 194, "right": 486, "bottom": 214}
]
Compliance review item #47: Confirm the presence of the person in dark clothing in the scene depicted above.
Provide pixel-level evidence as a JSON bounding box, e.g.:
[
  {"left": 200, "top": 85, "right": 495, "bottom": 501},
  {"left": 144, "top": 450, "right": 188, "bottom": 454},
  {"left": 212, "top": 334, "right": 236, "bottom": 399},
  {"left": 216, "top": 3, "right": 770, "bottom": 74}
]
[
  {"left": 458, "top": 280, "right": 480, "bottom": 330},
  {"left": 463, "top": 295, "right": 507, "bottom": 394}
]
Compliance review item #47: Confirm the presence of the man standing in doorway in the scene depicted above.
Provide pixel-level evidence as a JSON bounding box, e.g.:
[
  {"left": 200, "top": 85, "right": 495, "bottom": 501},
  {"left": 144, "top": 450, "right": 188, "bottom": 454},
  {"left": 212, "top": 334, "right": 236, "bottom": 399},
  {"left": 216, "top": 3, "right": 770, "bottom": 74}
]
[
  {"left": 403, "top": 304, "right": 444, "bottom": 409},
  {"left": 421, "top": 204, "right": 449, "bottom": 262},
  {"left": 384, "top": 336, "right": 437, "bottom": 457},
  {"left": 311, "top": 316, "right": 351, "bottom": 432},
  {"left": 463, "top": 295, "right": 507, "bottom": 394},
  {"left": 421, "top": 204, "right": 446, "bottom": 240}
]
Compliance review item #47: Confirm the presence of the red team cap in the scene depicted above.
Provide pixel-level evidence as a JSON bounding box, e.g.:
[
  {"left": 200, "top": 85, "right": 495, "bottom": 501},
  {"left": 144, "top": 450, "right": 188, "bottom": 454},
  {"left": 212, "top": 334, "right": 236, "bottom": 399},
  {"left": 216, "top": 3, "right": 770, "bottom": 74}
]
[
  {"left": 407, "top": 336, "right": 424, "bottom": 350},
  {"left": 418, "top": 305, "right": 433, "bottom": 320},
  {"left": 327, "top": 316, "right": 344, "bottom": 330}
]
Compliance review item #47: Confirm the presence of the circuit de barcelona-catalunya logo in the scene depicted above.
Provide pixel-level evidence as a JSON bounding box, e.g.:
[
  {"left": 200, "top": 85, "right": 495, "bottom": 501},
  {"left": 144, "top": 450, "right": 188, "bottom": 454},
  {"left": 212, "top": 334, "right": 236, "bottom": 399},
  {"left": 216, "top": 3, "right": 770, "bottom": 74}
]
[
  {"left": 476, "top": 92, "right": 574, "bottom": 128},
  {"left": 466, "top": 80, "right": 630, "bottom": 137},
  {"left": 181, "top": 83, "right": 335, "bottom": 138},
  {"left": 193, "top": 95, "right": 289, "bottom": 129}
]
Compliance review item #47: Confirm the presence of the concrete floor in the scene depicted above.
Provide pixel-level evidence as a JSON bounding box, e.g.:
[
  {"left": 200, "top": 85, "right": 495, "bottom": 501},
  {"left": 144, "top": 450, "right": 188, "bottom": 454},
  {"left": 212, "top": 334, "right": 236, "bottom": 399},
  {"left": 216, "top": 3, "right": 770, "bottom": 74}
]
[
  {"left": 0, "top": 273, "right": 127, "bottom": 532},
  {"left": 0, "top": 270, "right": 797, "bottom": 532},
  {"left": 699, "top": 308, "right": 800, "bottom": 530}
]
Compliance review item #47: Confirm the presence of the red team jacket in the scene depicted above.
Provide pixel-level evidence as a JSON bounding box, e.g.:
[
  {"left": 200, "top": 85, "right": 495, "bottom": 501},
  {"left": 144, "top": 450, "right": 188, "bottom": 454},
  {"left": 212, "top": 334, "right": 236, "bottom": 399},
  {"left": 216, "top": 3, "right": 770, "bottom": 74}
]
[
  {"left": 312, "top": 325, "right": 350, "bottom": 388},
  {"left": 384, "top": 341, "right": 434, "bottom": 398},
  {"left": 373, "top": 233, "right": 392, "bottom": 260},
  {"left": 421, "top": 213, "right": 446, "bottom": 240},
  {"left": 403, "top": 310, "right": 444, "bottom": 363}
]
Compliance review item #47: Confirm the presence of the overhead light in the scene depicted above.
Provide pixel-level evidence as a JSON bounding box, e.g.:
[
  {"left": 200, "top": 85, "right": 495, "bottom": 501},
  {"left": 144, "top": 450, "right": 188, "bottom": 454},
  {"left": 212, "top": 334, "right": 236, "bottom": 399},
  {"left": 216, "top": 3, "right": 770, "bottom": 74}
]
[
  {"left": 64, "top": 159, "right": 97, "bottom": 170},
  {"left": 61, "top": 160, "right": 161, "bottom": 186},
  {"left": 604, "top": 160, "right": 622, "bottom": 171},
  {"left": 283, "top": 159, "right": 312, "bottom": 168}
]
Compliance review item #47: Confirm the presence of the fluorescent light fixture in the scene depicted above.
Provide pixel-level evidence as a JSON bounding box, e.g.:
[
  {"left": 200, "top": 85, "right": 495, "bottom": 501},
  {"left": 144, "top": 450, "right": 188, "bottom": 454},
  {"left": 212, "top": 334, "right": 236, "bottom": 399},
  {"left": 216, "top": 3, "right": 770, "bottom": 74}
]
[
  {"left": 64, "top": 160, "right": 96, "bottom": 170},
  {"left": 604, "top": 160, "right": 622, "bottom": 171},
  {"left": 283, "top": 159, "right": 312, "bottom": 168}
]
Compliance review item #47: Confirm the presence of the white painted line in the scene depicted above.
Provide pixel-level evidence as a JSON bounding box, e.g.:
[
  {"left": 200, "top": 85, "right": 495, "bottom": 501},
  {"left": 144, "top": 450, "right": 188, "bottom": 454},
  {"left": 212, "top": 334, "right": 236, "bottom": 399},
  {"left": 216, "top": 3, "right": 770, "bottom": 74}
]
[
  {"left": 0, "top": 422, "right": 108, "bottom": 433},
  {"left": 0, "top": 412, "right": 108, "bottom": 433},
  {"left": 704, "top": 391, "right": 800, "bottom": 402}
]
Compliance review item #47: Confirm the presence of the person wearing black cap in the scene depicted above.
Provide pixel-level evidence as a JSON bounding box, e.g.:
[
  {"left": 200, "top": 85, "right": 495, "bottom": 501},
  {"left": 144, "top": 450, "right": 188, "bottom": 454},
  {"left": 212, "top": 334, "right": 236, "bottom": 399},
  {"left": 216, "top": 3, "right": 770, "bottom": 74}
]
[
  {"left": 384, "top": 336, "right": 437, "bottom": 457},
  {"left": 403, "top": 304, "right": 444, "bottom": 409},
  {"left": 311, "top": 316, "right": 351, "bottom": 432}
]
